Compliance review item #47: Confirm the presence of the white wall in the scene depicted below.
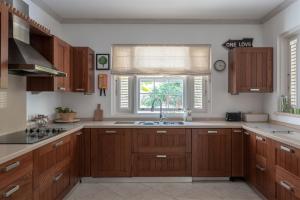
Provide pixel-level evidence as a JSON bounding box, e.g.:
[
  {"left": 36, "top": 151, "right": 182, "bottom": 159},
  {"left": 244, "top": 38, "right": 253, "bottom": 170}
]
[
  {"left": 262, "top": 0, "right": 300, "bottom": 124},
  {"left": 61, "top": 24, "right": 265, "bottom": 118},
  {"left": 25, "top": 0, "right": 65, "bottom": 120}
]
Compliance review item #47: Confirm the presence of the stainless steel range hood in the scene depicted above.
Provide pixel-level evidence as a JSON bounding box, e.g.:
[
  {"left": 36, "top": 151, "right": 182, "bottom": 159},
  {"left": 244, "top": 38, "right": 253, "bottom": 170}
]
[{"left": 7, "top": 0, "right": 66, "bottom": 77}]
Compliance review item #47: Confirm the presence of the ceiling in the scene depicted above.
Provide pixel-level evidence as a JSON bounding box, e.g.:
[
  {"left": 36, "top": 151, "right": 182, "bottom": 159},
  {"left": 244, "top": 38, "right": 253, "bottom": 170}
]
[{"left": 32, "top": 0, "right": 296, "bottom": 24}]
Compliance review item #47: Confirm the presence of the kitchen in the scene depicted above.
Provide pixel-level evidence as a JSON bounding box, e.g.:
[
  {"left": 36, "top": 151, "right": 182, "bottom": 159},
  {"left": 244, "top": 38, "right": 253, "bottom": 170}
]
[{"left": 0, "top": 0, "right": 300, "bottom": 199}]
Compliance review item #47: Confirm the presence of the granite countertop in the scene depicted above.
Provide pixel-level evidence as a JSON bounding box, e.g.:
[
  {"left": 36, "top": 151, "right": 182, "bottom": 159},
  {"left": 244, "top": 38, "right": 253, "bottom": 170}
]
[{"left": 0, "top": 120, "right": 300, "bottom": 165}]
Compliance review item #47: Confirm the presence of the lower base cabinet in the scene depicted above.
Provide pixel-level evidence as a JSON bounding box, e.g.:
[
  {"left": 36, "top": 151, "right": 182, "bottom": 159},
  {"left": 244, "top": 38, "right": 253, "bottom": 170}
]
[
  {"left": 192, "top": 129, "right": 232, "bottom": 177},
  {"left": 91, "top": 129, "right": 132, "bottom": 177},
  {"left": 132, "top": 153, "right": 191, "bottom": 177}
]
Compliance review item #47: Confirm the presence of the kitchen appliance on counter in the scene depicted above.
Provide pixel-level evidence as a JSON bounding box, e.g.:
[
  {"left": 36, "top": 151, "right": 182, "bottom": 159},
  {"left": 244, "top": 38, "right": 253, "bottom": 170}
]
[
  {"left": 243, "top": 113, "right": 269, "bottom": 122},
  {"left": 0, "top": 127, "right": 67, "bottom": 144},
  {"left": 225, "top": 112, "right": 242, "bottom": 122}
]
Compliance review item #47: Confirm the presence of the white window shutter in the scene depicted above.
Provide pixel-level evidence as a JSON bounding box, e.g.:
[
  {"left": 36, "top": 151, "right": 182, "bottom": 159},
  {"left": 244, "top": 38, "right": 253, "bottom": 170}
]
[
  {"left": 193, "top": 76, "right": 207, "bottom": 110},
  {"left": 289, "top": 38, "right": 297, "bottom": 107},
  {"left": 117, "top": 76, "right": 132, "bottom": 112}
]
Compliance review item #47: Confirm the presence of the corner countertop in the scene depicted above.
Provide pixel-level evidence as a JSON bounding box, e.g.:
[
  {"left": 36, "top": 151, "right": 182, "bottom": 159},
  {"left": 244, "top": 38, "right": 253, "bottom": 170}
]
[{"left": 0, "top": 120, "right": 300, "bottom": 165}]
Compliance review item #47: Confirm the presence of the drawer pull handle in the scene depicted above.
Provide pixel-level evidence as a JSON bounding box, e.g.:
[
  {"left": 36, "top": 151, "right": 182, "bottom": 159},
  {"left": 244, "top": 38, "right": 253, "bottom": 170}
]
[
  {"left": 256, "top": 136, "right": 265, "bottom": 141},
  {"left": 53, "top": 173, "right": 64, "bottom": 182},
  {"left": 280, "top": 146, "right": 294, "bottom": 153},
  {"left": 2, "top": 161, "right": 20, "bottom": 172},
  {"left": 156, "top": 130, "right": 167, "bottom": 134},
  {"left": 244, "top": 132, "right": 250, "bottom": 135},
  {"left": 156, "top": 155, "right": 167, "bottom": 158},
  {"left": 233, "top": 130, "right": 242, "bottom": 133},
  {"left": 105, "top": 130, "right": 117, "bottom": 134},
  {"left": 3, "top": 185, "right": 20, "bottom": 198},
  {"left": 208, "top": 130, "right": 218, "bottom": 134},
  {"left": 250, "top": 88, "right": 260, "bottom": 92},
  {"left": 58, "top": 87, "right": 66, "bottom": 91},
  {"left": 256, "top": 164, "right": 266, "bottom": 172},
  {"left": 280, "top": 181, "right": 293, "bottom": 191},
  {"left": 75, "top": 88, "right": 85, "bottom": 91},
  {"left": 54, "top": 141, "right": 64, "bottom": 148},
  {"left": 76, "top": 132, "right": 83, "bottom": 136}
]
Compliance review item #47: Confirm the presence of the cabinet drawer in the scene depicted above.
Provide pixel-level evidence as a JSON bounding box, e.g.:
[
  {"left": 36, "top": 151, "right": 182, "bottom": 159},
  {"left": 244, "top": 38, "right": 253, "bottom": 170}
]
[
  {"left": 133, "top": 153, "right": 191, "bottom": 177},
  {"left": 0, "top": 172, "right": 32, "bottom": 200},
  {"left": 255, "top": 134, "right": 267, "bottom": 158},
  {"left": 276, "top": 166, "right": 300, "bottom": 199},
  {"left": 133, "top": 128, "right": 191, "bottom": 153},
  {"left": 275, "top": 142, "right": 300, "bottom": 177},
  {"left": 0, "top": 153, "right": 33, "bottom": 189},
  {"left": 54, "top": 164, "right": 71, "bottom": 199}
]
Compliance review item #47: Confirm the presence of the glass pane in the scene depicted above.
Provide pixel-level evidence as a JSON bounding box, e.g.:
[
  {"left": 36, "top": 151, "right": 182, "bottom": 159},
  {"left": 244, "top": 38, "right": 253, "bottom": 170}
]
[
  {"left": 140, "top": 80, "right": 154, "bottom": 93},
  {"left": 168, "top": 79, "right": 184, "bottom": 95},
  {"left": 166, "top": 95, "right": 183, "bottom": 109},
  {"left": 139, "top": 94, "right": 153, "bottom": 109}
]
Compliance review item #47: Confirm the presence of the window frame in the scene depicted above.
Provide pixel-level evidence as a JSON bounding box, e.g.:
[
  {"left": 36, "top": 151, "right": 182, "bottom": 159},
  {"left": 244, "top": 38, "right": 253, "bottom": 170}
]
[
  {"left": 288, "top": 36, "right": 299, "bottom": 108},
  {"left": 135, "top": 76, "right": 187, "bottom": 113}
]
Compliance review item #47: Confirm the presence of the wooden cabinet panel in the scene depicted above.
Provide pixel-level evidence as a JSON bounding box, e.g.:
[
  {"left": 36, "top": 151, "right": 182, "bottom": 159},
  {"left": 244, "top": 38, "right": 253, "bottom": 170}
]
[
  {"left": 192, "top": 129, "right": 232, "bottom": 177},
  {"left": 72, "top": 47, "right": 95, "bottom": 93},
  {"left": 70, "top": 131, "right": 81, "bottom": 187},
  {"left": 228, "top": 47, "right": 273, "bottom": 94},
  {"left": 133, "top": 128, "right": 191, "bottom": 153},
  {"left": 53, "top": 36, "right": 71, "bottom": 92},
  {"left": 275, "top": 166, "right": 300, "bottom": 200},
  {"left": 231, "top": 129, "right": 244, "bottom": 177},
  {"left": 0, "top": 172, "right": 33, "bottom": 200},
  {"left": 0, "top": 5, "right": 8, "bottom": 89},
  {"left": 33, "top": 135, "right": 72, "bottom": 200},
  {"left": 79, "top": 129, "right": 91, "bottom": 177},
  {"left": 274, "top": 142, "right": 300, "bottom": 177},
  {"left": 133, "top": 153, "right": 191, "bottom": 177},
  {"left": 244, "top": 131, "right": 256, "bottom": 185},
  {"left": 91, "top": 129, "right": 132, "bottom": 177}
]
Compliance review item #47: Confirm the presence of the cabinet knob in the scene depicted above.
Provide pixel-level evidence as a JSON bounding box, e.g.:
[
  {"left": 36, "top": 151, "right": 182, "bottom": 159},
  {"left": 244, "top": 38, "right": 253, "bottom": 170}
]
[
  {"left": 255, "top": 164, "right": 266, "bottom": 172},
  {"left": 58, "top": 87, "right": 66, "bottom": 91},
  {"left": 3, "top": 185, "right": 20, "bottom": 198},
  {"left": 280, "top": 145, "right": 294, "bottom": 153},
  {"left": 156, "top": 155, "right": 167, "bottom": 158},
  {"left": 53, "top": 173, "right": 64, "bottom": 182},
  {"left": 156, "top": 130, "right": 167, "bottom": 134},
  {"left": 75, "top": 88, "right": 85, "bottom": 91},
  {"left": 53, "top": 141, "right": 64, "bottom": 148},
  {"left": 256, "top": 136, "right": 265, "bottom": 142},
  {"left": 105, "top": 130, "right": 117, "bottom": 134},
  {"left": 250, "top": 88, "right": 260, "bottom": 92},
  {"left": 233, "top": 129, "right": 242, "bottom": 133}
]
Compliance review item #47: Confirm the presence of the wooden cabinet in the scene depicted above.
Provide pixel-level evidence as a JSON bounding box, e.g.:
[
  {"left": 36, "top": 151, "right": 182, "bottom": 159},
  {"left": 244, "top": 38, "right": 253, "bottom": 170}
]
[
  {"left": 231, "top": 128, "right": 244, "bottom": 177},
  {"left": 0, "top": 5, "right": 8, "bottom": 89},
  {"left": 132, "top": 153, "right": 191, "bottom": 177},
  {"left": 132, "top": 128, "right": 191, "bottom": 177},
  {"left": 79, "top": 129, "right": 91, "bottom": 177},
  {"left": 273, "top": 141, "right": 300, "bottom": 200},
  {"left": 53, "top": 36, "right": 71, "bottom": 91},
  {"left": 70, "top": 131, "right": 82, "bottom": 187},
  {"left": 33, "top": 135, "right": 72, "bottom": 200},
  {"left": 244, "top": 131, "right": 256, "bottom": 185},
  {"left": 27, "top": 36, "right": 71, "bottom": 92},
  {"left": 91, "top": 129, "right": 132, "bottom": 177},
  {"left": 192, "top": 129, "right": 232, "bottom": 177},
  {"left": 0, "top": 153, "right": 33, "bottom": 200},
  {"left": 228, "top": 47, "right": 273, "bottom": 94},
  {"left": 72, "top": 47, "right": 95, "bottom": 94}
]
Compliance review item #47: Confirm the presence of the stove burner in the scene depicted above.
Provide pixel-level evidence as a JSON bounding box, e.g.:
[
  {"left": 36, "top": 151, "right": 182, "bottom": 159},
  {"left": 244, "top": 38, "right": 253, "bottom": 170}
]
[{"left": 26, "top": 128, "right": 67, "bottom": 139}]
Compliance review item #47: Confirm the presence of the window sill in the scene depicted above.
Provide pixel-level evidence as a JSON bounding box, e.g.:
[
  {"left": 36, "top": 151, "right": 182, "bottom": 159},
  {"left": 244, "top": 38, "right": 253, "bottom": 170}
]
[{"left": 274, "top": 112, "right": 300, "bottom": 118}]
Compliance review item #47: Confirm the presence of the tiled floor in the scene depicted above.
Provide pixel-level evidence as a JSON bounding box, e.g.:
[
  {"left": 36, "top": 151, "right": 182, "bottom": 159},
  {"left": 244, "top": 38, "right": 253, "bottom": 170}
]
[{"left": 65, "top": 181, "right": 263, "bottom": 200}]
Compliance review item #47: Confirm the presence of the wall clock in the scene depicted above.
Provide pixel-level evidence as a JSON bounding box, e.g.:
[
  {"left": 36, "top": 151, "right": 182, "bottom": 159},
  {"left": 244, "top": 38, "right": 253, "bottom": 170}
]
[{"left": 214, "top": 60, "right": 226, "bottom": 72}]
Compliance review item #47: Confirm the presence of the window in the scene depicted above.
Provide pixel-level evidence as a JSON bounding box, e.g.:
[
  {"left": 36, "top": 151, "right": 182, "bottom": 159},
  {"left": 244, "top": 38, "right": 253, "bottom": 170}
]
[
  {"left": 138, "top": 76, "right": 185, "bottom": 112},
  {"left": 112, "top": 44, "right": 211, "bottom": 115},
  {"left": 289, "top": 38, "right": 298, "bottom": 107}
]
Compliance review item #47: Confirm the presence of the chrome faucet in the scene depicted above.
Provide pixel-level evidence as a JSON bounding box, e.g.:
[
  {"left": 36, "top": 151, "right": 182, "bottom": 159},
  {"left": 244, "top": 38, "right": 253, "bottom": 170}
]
[{"left": 151, "top": 98, "right": 165, "bottom": 121}]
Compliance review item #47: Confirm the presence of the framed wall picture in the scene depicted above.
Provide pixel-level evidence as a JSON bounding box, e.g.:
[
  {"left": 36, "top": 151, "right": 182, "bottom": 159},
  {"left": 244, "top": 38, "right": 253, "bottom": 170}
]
[{"left": 96, "top": 54, "right": 110, "bottom": 70}]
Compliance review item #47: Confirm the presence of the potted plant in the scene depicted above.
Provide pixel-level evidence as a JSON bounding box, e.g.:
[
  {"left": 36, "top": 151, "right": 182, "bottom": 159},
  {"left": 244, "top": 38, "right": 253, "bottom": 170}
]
[{"left": 55, "top": 107, "right": 77, "bottom": 121}]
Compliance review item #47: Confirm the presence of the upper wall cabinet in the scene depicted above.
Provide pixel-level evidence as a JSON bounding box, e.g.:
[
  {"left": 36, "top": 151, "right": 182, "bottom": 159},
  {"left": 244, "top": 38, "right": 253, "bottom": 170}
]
[
  {"left": 0, "top": 5, "right": 8, "bottom": 89},
  {"left": 228, "top": 47, "right": 273, "bottom": 95},
  {"left": 27, "top": 36, "right": 71, "bottom": 92},
  {"left": 72, "top": 47, "right": 95, "bottom": 94}
]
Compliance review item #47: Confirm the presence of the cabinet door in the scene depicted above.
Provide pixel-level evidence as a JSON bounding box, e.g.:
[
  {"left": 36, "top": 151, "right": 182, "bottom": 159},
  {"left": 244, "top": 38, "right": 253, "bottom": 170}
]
[
  {"left": 0, "top": 172, "right": 33, "bottom": 200},
  {"left": 0, "top": 6, "right": 8, "bottom": 89},
  {"left": 133, "top": 153, "right": 191, "bottom": 177},
  {"left": 192, "top": 129, "right": 232, "bottom": 177},
  {"left": 87, "top": 49, "right": 95, "bottom": 94},
  {"left": 231, "top": 129, "right": 244, "bottom": 177},
  {"left": 72, "top": 48, "right": 86, "bottom": 92},
  {"left": 70, "top": 132, "right": 81, "bottom": 187},
  {"left": 133, "top": 128, "right": 191, "bottom": 153},
  {"left": 79, "top": 129, "right": 91, "bottom": 177},
  {"left": 91, "top": 129, "right": 132, "bottom": 177},
  {"left": 244, "top": 131, "right": 256, "bottom": 185},
  {"left": 53, "top": 164, "right": 71, "bottom": 200},
  {"left": 53, "top": 37, "right": 71, "bottom": 92}
]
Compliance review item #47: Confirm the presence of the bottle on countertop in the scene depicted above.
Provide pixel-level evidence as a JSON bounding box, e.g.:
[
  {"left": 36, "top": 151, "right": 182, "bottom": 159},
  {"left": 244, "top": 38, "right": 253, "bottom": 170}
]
[
  {"left": 94, "top": 104, "right": 103, "bottom": 121},
  {"left": 183, "top": 109, "right": 192, "bottom": 122}
]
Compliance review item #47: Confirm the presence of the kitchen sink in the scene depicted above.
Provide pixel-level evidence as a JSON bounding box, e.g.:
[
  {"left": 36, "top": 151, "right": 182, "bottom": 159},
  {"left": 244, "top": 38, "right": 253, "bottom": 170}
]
[
  {"left": 137, "top": 121, "right": 185, "bottom": 126},
  {"left": 114, "top": 121, "right": 136, "bottom": 124}
]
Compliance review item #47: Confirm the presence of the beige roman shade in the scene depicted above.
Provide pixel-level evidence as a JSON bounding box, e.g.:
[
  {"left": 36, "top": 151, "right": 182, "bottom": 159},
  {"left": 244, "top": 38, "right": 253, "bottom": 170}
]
[{"left": 112, "top": 44, "right": 211, "bottom": 75}]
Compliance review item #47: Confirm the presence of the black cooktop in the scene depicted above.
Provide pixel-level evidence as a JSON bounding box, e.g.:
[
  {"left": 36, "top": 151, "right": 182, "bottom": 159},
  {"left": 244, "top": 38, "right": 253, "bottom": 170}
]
[{"left": 0, "top": 128, "right": 67, "bottom": 144}]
